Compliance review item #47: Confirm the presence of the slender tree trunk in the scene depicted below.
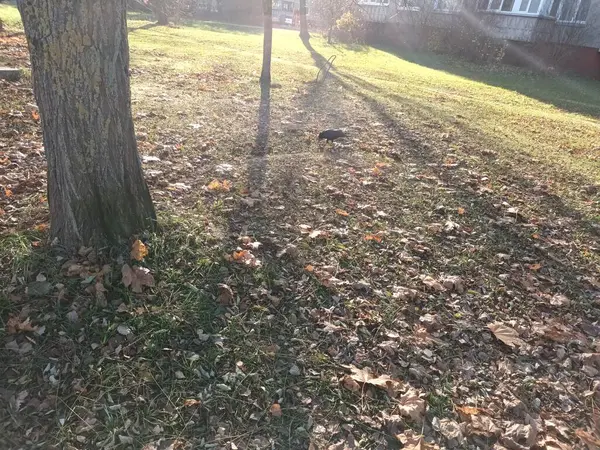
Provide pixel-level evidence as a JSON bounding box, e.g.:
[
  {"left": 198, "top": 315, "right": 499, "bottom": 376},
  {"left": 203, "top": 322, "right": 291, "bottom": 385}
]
[
  {"left": 299, "top": 0, "right": 309, "bottom": 41},
  {"left": 260, "top": 0, "right": 273, "bottom": 86},
  {"left": 17, "top": 0, "right": 156, "bottom": 250},
  {"left": 153, "top": 4, "right": 170, "bottom": 25}
]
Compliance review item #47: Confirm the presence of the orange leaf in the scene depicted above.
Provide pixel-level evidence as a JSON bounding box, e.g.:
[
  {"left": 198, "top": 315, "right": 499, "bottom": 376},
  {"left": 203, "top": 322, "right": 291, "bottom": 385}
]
[
  {"left": 31, "top": 110, "right": 40, "bottom": 120},
  {"left": 305, "top": 264, "right": 314, "bottom": 272},
  {"left": 183, "top": 399, "right": 201, "bottom": 407},
  {"left": 527, "top": 263, "right": 542, "bottom": 271},
  {"left": 458, "top": 207, "right": 466, "bottom": 215},
  {"left": 365, "top": 234, "right": 382, "bottom": 243},
  {"left": 130, "top": 239, "right": 149, "bottom": 261},
  {"left": 35, "top": 223, "right": 48, "bottom": 232},
  {"left": 4, "top": 188, "right": 13, "bottom": 197},
  {"left": 270, "top": 403, "right": 282, "bottom": 417},
  {"left": 532, "top": 233, "right": 540, "bottom": 239},
  {"left": 335, "top": 209, "right": 349, "bottom": 217},
  {"left": 456, "top": 405, "right": 483, "bottom": 416}
]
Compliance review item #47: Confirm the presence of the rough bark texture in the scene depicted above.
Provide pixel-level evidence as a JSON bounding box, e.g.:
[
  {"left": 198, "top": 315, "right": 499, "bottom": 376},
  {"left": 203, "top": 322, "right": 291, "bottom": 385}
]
[
  {"left": 299, "top": 0, "right": 310, "bottom": 41},
  {"left": 18, "top": 0, "right": 156, "bottom": 250},
  {"left": 260, "top": 0, "right": 272, "bottom": 86}
]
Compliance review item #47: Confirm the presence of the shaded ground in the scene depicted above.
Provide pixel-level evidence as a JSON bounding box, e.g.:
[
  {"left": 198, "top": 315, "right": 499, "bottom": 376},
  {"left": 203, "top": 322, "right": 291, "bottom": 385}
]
[{"left": 1, "top": 7, "right": 600, "bottom": 450}]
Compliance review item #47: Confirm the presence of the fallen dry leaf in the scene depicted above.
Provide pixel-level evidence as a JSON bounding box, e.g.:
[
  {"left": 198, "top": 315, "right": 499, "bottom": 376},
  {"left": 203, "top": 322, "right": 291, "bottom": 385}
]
[
  {"left": 122, "top": 264, "right": 155, "bottom": 293},
  {"left": 217, "top": 283, "right": 234, "bottom": 306},
  {"left": 342, "top": 375, "right": 362, "bottom": 392},
  {"left": 345, "top": 365, "right": 401, "bottom": 396},
  {"left": 422, "top": 276, "right": 446, "bottom": 292},
  {"left": 183, "top": 399, "right": 201, "bottom": 407},
  {"left": 269, "top": 403, "right": 282, "bottom": 417},
  {"left": 131, "top": 239, "right": 149, "bottom": 261},
  {"left": 6, "top": 316, "right": 36, "bottom": 335},
  {"left": 396, "top": 430, "right": 438, "bottom": 449},
  {"left": 335, "top": 208, "right": 350, "bottom": 217},
  {"left": 468, "top": 414, "right": 502, "bottom": 437},
  {"left": 488, "top": 322, "right": 525, "bottom": 348},
  {"left": 207, "top": 179, "right": 231, "bottom": 191},
  {"left": 397, "top": 388, "right": 426, "bottom": 423},
  {"left": 231, "top": 249, "right": 261, "bottom": 267}
]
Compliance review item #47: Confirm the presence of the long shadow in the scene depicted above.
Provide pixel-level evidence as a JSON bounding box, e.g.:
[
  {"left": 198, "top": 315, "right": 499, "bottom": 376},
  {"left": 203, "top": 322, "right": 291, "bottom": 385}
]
[
  {"left": 335, "top": 69, "right": 600, "bottom": 228},
  {"left": 334, "top": 69, "right": 600, "bottom": 297},
  {"left": 128, "top": 22, "right": 161, "bottom": 32},
  {"left": 248, "top": 82, "right": 271, "bottom": 194},
  {"left": 375, "top": 45, "right": 600, "bottom": 118}
]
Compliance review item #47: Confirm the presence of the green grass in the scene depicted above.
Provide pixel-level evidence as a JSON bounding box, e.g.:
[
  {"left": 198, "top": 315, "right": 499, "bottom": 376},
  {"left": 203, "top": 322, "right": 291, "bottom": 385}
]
[
  {"left": 0, "top": 2, "right": 20, "bottom": 30},
  {"left": 2, "top": 5, "right": 600, "bottom": 449}
]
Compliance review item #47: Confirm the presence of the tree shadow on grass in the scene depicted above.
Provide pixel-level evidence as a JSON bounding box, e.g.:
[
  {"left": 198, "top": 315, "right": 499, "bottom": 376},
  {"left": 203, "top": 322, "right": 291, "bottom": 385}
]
[
  {"left": 127, "top": 22, "right": 161, "bottom": 33},
  {"left": 375, "top": 45, "right": 600, "bottom": 118},
  {"left": 332, "top": 68, "right": 600, "bottom": 309}
]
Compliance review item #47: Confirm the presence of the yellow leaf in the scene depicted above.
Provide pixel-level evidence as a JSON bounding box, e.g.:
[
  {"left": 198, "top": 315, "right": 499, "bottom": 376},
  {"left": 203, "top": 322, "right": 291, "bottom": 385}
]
[
  {"left": 130, "top": 239, "right": 148, "bottom": 261},
  {"left": 207, "top": 180, "right": 222, "bottom": 190},
  {"left": 458, "top": 207, "right": 466, "bottom": 215},
  {"left": 335, "top": 209, "right": 349, "bottom": 217},
  {"left": 270, "top": 403, "right": 282, "bottom": 417},
  {"left": 305, "top": 264, "right": 314, "bottom": 272}
]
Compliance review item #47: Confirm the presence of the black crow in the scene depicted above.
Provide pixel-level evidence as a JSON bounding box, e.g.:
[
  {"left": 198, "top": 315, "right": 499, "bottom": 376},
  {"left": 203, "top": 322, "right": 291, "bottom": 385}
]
[{"left": 318, "top": 129, "right": 347, "bottom": 143}]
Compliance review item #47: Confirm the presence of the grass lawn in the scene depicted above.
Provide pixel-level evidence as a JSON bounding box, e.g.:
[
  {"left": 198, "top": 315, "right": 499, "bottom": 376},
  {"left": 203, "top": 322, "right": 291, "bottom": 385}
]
[{"left": 1, "top": 4, "right": 600, "bottom": 449}]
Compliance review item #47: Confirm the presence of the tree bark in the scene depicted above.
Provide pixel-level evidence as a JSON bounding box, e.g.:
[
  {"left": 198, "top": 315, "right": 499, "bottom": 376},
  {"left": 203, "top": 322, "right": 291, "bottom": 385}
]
[
  {"left": 152, "top": 3, "right": 170, "bottom": 25},
  {"left": 260, "top": 0, "right": 272, "bottom": 86},
  {"left": 299, "top": 0, "right": 310, "bottom": 41},
  {"left": 17, "top": 0, "right": 156, "bottom": 250}
]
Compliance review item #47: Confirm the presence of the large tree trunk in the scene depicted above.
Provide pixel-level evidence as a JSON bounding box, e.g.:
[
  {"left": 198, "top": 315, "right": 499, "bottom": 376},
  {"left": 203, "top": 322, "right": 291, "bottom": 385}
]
[
  {"left": 260, "top": 0, "right": 272, "bottom": 86},
  {"left": 17, "top": 0, "right": 156, "bottom": 250},
  {"left": 299, "top": 0, "right": 310, "bottom": 41}
]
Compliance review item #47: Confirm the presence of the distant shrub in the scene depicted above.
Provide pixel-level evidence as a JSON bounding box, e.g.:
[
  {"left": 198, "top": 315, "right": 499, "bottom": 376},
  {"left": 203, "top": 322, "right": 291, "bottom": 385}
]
[{"left": 335, "top": 11, "right": 365, "bottom": 43}]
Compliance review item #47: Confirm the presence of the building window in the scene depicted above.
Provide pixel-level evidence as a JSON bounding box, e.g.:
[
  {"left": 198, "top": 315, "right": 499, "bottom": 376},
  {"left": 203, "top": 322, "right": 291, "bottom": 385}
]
[
  {"left": 357, "top": 0, "right": 391, "bottom": 5},
  {"left": 481, "top": 0, "right": 546, "bottom": 13},
  {"left": 557, "top": 0, "right": 590, "bottom": 21}
]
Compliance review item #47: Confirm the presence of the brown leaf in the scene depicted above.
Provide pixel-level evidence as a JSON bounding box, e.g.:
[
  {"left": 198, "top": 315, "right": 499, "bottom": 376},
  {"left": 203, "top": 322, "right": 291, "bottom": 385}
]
[
  {"left": 342, "top": 375, "right": 361, "bottom": 392},
  {"left": 422, "top": 276, "right": 446, "bottom": 292},
  {"left": 345, "top": 365, "right": 401, "bottom": 396},
  {"left": 183, "top": 399, "right": 201, "bottom": 407},
  {"left": 396, "top": 430, "right": 438, "bottom": 449},
  {"left": 576, "top": 430, "right": 600, "bottom": 449},
  {"left": 335, "top": 208, "right": 349, "bottom": 217},
  {"left": 122, "top": 264, "right": 155, "bottom": 293},
  {"left": 488, "top": 322, "right": 525, "bottom": 348},
  {"left": 269, "top": 403, "right": 282, "bottom": 417},
  {"left": 6, "top": 316, "right": 36, "bottom": 335},
  {"left": 469, "top": 415, "right": 502, "bottom": 437},
  {"left": 231, "top": 249, "right": 261, "bottom": 267},
  {"left": 397, "top": 388, "right": 426, "bottom": 423},
  {"left": 217, "top": 284, "right": 234, "bottom": 306},
  {"left": 131, "top": 239, "right": 148, "bottom": 261}
]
